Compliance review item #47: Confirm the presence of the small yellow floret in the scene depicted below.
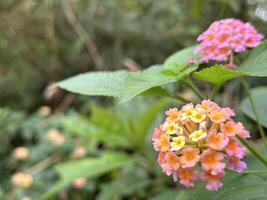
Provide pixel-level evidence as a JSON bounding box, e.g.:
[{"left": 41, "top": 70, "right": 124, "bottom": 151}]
[
  {"left": 182, "top": 108, "right": 196, "bottom": 118},
  {"left": 191, "top": 112, "right": 206, "bottom": 123},
  {"left": 170, "top": 136, "right": 185, "bottom": 151},
  {"left": 165, "top": 123, "right": 182, "bottom": 135},
  {"left": 189, "top": 130, "right": 207, "bottom": 142}
]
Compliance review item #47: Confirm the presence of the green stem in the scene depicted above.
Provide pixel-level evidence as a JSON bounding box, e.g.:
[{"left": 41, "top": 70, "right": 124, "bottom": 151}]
[
  {"left": 174, "top": 94, "right": 191, "bottom": 103},
  {"left": 238, "top": 136, "right": 267, "bottom": 167},
  {"left": 243, "top": 169, "right": 267, "bottom": 174},
  {"left": 210, "top": 84, "right": 220, "bottom": 100},
  {"left": 183, "top": 79, "right": 206, "bottom": 100},
  {"left": 240, "top": 76, "right": 267, "bottom": 148}
]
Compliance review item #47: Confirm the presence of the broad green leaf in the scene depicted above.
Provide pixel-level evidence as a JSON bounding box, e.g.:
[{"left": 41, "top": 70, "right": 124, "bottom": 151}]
[
  {"left": 241, "top": 87, "right": 267, "bottom": 128},
  {"left": 58, "top": 66, "right": 178, "bottom": 103},
  {"left": 239, "top": 40, "right": 267, "bottom": 77},
  {"left": 40, "top": 152, "right": 135, "bottom": 200},
  {"left": 151, "top": 189, "right": 179, "bottom": 200},
  {"left": 135, "top": 99, "right": 171, "bottom": 146},
  {"left": 163, "top": 45, "right": 199, "bottom": 69},
  {"left": 90, "top": 105, "right": 124, "bottom": 134},
  {"left": 58, "top": 71, "right": 127, "bottom": 97},
  {"left": 119, "top": 65, "right": 177, "bottom": 103},
  {"left": 193, "top": 65, "right": 244, "bottom": 85},
  {"left": 61, "top": 115, "right": 131, "bottom": 147},
  {"left": 96, "top": 171, "right": 150, "bottom": 200},
  {"left": 176, "top": 173, "right": 267, "bottom": 200},
  {"left": 140, "top": 86, "right": 169, "bottom": 96}
]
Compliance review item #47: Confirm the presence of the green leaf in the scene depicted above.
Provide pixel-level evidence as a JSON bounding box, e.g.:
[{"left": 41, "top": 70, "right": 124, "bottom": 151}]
[
  {"left": 96, "top": 171, "right": 150, "bottom": 200},
  {"left": 193, "top": 65, "right": 244, "bottom": 85},
  {"left": 241, "top": 87, "right": 267, "bottom": 128},
  {"left": 58, "top": 66, "right": 178, "bottom": 103},
  {"left": 176, "top": 173, "right": 267, "bottom": 200},
  {"left": 239, "top": 40, "right": 267, "bottom": 77},
  {"left": 140, "top": 87, "right": 169, "bottom": 97},
  {"left": 58, "top": 70, "right": 127, "bottom": 97},
  {"left": 163, "top": 45, "right": 199, "bottom": 69},
  {"left": 40, "top": 152, "right": 135, "bottom": 200},
  {"left": 134, "top": 99, "right": 171, "bottom": 146},
  {"left": 61, "top": 115, "right": 131, "bottom": 147},
  {"left": 119, "top": 65, "right": 177, "bottom": 103},
  {"left": 90, "top": 105, "right": 124, "bottom": 134},
  {"left": 151, "top": 189, "right": 179, "bottom": 200}
]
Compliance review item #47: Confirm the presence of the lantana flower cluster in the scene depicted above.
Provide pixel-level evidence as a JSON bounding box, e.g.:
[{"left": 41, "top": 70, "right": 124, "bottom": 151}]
[
  {"left": 196, "top": 18, "right": 263, "bottom": 64},
  {"left": 152, "top": 100, "right": 250, "bottom": 191}
]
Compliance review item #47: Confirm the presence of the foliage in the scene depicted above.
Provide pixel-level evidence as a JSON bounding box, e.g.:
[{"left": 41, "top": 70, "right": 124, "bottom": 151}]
[
  {"left": 241, "top": 87, "right": 267, "bottom": 128},
  {"left": 1, "top": 1, "right": 267, "bottom": 200}
]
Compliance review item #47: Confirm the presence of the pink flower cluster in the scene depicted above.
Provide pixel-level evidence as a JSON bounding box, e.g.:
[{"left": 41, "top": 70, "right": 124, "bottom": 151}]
[
  {"left": 152, "top": 100, "right": 250, "bottom": 191},
  {"left": 196, "top": 18, "right": 263, "bottom": 63}
]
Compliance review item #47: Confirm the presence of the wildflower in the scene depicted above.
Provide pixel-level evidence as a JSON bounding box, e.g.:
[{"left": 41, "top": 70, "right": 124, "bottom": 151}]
[
  {"left": 227, "top": 156, "right": 247, "bottom": 173},
  {"left": 196, "top": 18, "right": 263, "bottom": 66},
  {"left": 152, "top": 100, "right": 250, "bottom": 191},
  {"left": 221, "top": 121, "right": 238, "bottom": 137},
  {"left": 180, "top": 148, "right": 200, "bottom": 168},
  {"left": 189, "top": 130, "right": 207, "bottom": 142},
  {"left": 170, "top": 136, "right": 186, "bottom": 151},
  {"left": 71, "top": 146, "right": 87, "bottom": 159},
  {"left": 225, "top": 139, "right": 246, "bottom": 158},
  {"left": 161, "top": 152, "right": 180, "bottom": 175},
  {"left": 166, "top": 108, "right": 180, "bottom": 122},
  {"left": 47, "top": 129, "right": 65, "bottom": 146},
  {"left": 209, "top": 110, "right": 226, "bottom": 123},
  {"left": 201, "top": 170, "right": 225, "bottom": 191},
  {"left": 73, "top": 177, "right": 86, "bottom": 189},
  {"left": 207, "top": 130, "right": 229, "bottom": 150},
  {"left": 178, "top": 167, "right": 198, "bottom": 188},
  {"left": 191, "top": 112, "right": 206, "bottom": 123},
  {"left": 152, "top": 129, "right": 170, "bottom": 152},
  {"left": 200, "top": 149, "right": 225, "bottom": 175},
  {"left": 38, "top": 106, "right": 51, "bottom": 117},
  {"left": 13, "top": 147, "right": 29, "bottom": 161},
  {"left": 11, "top": 172, "right": 33, "bottom": 189}
]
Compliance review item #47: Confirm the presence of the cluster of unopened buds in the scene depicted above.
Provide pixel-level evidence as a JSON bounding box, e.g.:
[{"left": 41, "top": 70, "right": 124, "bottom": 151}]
[
  {"left": 152, "top": 100, "right": 250, "bottom": 191},
  {"left": 196, "top": 18, "right": 263, "bottom": 67}
]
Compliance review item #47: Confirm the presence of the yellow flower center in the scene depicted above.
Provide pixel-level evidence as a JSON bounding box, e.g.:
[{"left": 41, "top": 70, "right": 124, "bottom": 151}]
[
  {"left": 166, "top": 123, "right": 183, "bottom": 135},
  {"left": 170, "top": 136, "right": 185, "bottom": 151},
  {"left": 191, "top": 112, "right": 206, "bottom": 123},
  {"left": 189, "top": 130, "right": 207, "bottom": 142},
  {"left": 182, "top": 108, "right": 196, "bottom": 118}
]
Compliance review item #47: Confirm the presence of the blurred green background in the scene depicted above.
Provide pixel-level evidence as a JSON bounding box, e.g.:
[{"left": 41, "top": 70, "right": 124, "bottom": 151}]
[
  {"left": 1, "top": 0, "right": 267, "bottom": 111},
  {"left": 0, "top": 0, "right": 267, "bottom": 199}
]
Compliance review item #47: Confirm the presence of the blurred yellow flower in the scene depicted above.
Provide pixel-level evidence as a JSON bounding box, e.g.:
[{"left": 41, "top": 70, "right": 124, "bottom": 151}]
[
  {"left": 71, "top": 146, "right": 87, "bottom": 159},
  {"left": 72, "top": 177, "right": 86, "bottom": 189},
  {"left": 47, "top": 129, "right": 65, "bottom": 146},
  {"left": 11, "top": 172, "right": 33, "bottom": 189},
  {"left": 22, "top": 197, "right": 31, "bottom": 200},
  {"left": 38, "top": 106, "right": 51, "bottom": 117},
  {"left": 13, "top": 147, "right": 29, "bottom": 160}
]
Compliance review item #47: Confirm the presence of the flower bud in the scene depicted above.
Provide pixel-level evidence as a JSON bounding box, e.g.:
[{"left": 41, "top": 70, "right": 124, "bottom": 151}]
[
  {"left": 13, "top": 147, "right": 29, "bottom": 160},
  {"left": 11, "top": 172, "right": 33, "bottom": 189},
  {"left": 47, "top": 129, "right": 65, "bottom": 146}
]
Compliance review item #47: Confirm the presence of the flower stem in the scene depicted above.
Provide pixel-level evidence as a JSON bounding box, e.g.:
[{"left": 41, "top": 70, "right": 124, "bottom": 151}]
[
  {"left": 174, "top": 94, "right": 191, "bottom": 103},
  {"left": 240, "top": 76, "right": 267, "bottom": 148},
  {"left": 210, "top": 84, "right": 220, "bottom": 100},
  {"left": 183, "top": 79, "right": 206, "bottom": 100},
  {"left": 238, "top": 136, "right": 267, "bottom": 167}
]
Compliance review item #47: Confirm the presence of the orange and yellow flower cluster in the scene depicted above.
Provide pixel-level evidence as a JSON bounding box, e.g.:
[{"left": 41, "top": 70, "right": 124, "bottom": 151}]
[{"left": 152, "top": 100, "right": 249, "bottom": 191}]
